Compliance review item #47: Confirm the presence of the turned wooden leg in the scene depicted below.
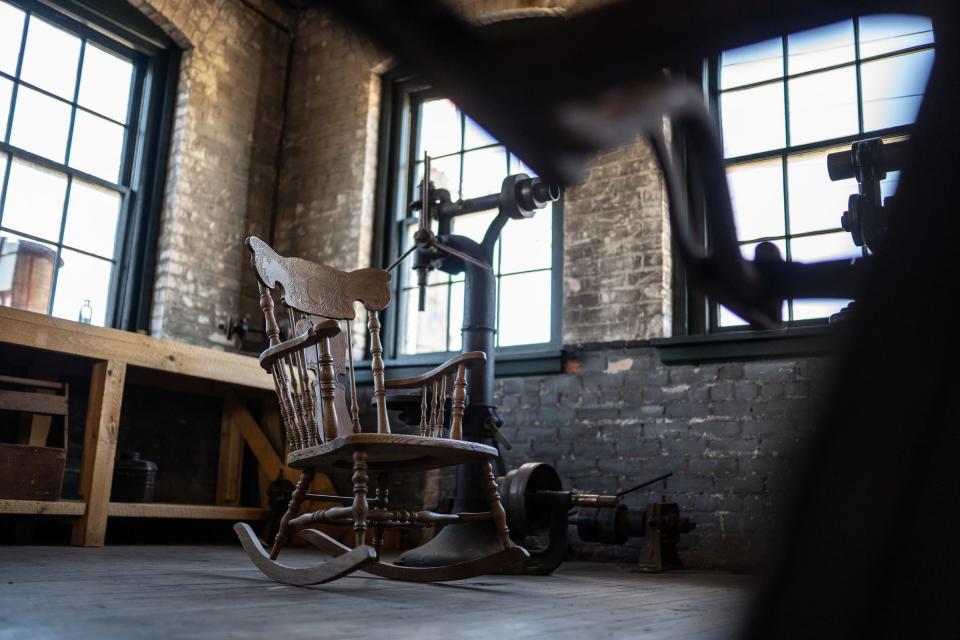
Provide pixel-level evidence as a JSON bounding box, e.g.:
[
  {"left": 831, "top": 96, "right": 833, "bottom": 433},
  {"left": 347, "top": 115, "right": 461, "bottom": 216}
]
[
  {"left": 481, "top": 460, "right": 512, "bottom": 550},
  {"left": 352, "top": 448, "right": 369, "bottom": 548},
  {"left": 372, "top": 473, "right": 388, "bottom": 558},
  {"left": 269, "top": 469, "right": 314, "bottom": 560}
]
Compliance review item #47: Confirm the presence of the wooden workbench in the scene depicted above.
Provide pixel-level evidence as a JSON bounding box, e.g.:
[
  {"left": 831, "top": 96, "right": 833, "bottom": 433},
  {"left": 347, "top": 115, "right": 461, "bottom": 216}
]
[{"left": 0, "top": 306, "right": 289, "bottom": 546}]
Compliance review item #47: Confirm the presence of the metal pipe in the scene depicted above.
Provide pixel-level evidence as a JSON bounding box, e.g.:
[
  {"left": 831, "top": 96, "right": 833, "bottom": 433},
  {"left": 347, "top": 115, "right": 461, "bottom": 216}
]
[{"left": 437, "top": 193, "right": 502, "bottom": 217}]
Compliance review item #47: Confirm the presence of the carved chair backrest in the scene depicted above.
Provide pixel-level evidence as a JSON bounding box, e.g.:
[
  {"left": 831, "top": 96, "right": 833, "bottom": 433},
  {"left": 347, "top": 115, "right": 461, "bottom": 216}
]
[{"left": 246, "top": 237, "right": 474, "bottom": 453}]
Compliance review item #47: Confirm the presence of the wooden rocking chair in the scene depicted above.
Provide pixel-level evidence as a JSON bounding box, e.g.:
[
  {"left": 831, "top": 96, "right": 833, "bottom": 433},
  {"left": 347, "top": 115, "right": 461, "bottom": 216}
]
[{"left": 233, "top": 236, "right": 528, "bottom": 585}]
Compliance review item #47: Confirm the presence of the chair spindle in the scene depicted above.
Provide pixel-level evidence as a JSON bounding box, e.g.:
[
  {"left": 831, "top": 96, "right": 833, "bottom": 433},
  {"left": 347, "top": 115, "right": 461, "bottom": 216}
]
[
  {"left": 317, "top": 338, "right": 340, "bottom": 442},
  {"left": 450, "top": 364, "right": 467, "bottom": 441},
  {"left": 438, "top": 375, "right": 448, "bottom": 437},
  {"left": 419, "top": 384, "right": 429, "bottom": 436},
  {"left": 345, "top": 320, "right": 362, "bottom": 433},
  {"left": 368, "top": 312, "right": 390, "bottom": 434}
]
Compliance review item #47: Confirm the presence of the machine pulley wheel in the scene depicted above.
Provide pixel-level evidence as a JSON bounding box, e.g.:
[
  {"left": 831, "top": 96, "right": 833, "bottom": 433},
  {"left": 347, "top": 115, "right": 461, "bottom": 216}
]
[{"left": 501, "top": 462, "right": 563, "bottom": 538}]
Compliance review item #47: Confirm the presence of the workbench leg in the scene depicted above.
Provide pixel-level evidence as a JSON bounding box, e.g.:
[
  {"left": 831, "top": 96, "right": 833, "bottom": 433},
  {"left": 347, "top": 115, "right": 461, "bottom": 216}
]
[
  {"left": 216, "top": 395, "right": 244, "bottom": 506},
  {"left": 71, "top": 360, "right": 126, "bottom": 547}
]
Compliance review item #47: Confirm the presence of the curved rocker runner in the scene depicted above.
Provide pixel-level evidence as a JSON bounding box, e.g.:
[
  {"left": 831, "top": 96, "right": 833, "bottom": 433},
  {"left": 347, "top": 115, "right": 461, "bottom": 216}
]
[{"left": 298, "top": 528, "right": 529, "bottom": 583}]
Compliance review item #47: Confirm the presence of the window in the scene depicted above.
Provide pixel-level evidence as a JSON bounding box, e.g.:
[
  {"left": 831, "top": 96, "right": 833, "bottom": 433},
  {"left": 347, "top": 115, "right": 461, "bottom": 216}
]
[
  {"left": 378, "top": 86, "right": 562, "bottom": 360},
  {"left": 714, "top": 14, "right": 934, "bottom": 328},
  {"left": 0, "top": 0, "right": 175, "bottom": 328}
]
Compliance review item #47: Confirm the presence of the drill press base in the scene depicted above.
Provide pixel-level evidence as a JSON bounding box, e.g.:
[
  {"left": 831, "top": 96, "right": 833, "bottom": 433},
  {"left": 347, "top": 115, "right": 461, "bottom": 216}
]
[{"left": 398, "top": 520, "right": 505, "bottom": 567}]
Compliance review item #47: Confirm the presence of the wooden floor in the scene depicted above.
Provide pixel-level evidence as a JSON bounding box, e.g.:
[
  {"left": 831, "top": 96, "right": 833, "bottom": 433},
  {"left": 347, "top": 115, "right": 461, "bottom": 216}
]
[{"left": 0, "top": 545, "right": 752, "bottom": 639}]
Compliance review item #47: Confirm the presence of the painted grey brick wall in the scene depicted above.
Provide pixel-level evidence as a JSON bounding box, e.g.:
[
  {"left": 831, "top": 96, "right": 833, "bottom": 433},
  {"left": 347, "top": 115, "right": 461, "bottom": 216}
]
[{"left": 490, "top": 347, "right": 835, "bottom": 568}]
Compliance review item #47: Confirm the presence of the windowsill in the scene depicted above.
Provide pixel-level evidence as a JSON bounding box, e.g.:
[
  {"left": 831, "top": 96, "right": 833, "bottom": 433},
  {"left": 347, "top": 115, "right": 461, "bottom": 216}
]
[
  {"left": 354, "top": 347, "right": 563, "bottom": 384},
  {"left": 652, "top": 325, "right": 840, "bottom": 364}
]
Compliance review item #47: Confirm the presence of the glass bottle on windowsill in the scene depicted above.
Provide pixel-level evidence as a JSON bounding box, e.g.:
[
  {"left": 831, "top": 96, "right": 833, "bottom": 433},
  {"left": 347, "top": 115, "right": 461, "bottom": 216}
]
[{"left": 78, "top": 299, "right": 93, "bottom": 324}]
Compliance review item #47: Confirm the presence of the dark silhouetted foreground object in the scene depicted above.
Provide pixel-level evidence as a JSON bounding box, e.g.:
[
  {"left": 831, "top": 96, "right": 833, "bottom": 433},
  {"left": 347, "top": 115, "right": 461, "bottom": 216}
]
[{"left": 236, "top": 237, "right": 528, "bottom": 584}]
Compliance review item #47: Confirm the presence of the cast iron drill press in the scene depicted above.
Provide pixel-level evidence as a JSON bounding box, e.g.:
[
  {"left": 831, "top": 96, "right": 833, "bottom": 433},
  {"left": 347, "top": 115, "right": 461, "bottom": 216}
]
[{"left": 390, "top": 155, "right": 559, "bottom": 566}]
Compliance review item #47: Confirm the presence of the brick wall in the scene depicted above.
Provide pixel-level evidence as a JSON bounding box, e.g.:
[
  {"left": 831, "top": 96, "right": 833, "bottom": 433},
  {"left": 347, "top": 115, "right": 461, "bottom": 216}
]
[
  {"left": 131, "top": 0, "right": 295, "bottom": 347},
  {"left": 495, "top": 347, "right": 833, "bottom": 567}
]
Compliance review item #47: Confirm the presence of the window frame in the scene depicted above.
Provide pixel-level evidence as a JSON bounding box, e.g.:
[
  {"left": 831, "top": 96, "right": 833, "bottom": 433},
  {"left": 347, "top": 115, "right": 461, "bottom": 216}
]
[
  {"left": 0, "top": 0, "right": 178, "bottom": 331},
  {"left": 372, "top": 71, "right": 564, "bottom": 374},
  {"left": 676, "top": 15, "right": 934, "bottom": 338}
]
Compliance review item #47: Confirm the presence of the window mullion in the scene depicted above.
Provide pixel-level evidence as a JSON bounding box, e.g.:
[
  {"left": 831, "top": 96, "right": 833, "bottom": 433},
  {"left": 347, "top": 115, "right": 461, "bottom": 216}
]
[{"left": 46, "top": 174, "right": 73, "bottom": 316}]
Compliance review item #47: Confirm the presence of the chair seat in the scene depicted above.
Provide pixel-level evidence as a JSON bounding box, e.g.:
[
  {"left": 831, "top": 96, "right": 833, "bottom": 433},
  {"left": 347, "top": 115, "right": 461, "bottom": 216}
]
[{"left": 286, "top": 433, "right": 498, "bottom": 473}]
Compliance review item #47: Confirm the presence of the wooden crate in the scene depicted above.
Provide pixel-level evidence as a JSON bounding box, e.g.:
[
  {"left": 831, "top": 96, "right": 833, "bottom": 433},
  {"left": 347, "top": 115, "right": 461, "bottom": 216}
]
[{"left": 0, "top": 375, "right": 68, "bottom": 501}]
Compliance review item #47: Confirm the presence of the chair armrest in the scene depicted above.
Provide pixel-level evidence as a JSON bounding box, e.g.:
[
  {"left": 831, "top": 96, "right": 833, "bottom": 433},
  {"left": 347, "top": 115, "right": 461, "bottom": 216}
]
[
  {"left": 383, "top": 351, "right": 486, "bottom": 389},
  {"left": 258, "top": 319, "right": 341, "bottom": 371}
]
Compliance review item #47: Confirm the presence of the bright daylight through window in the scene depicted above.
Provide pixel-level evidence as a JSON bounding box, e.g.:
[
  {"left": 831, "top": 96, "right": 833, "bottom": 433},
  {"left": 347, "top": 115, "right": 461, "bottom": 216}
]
[
  {"left": 0, "top": 0, "right": 139, "bottom": 327},
  {"left": 717, "top": 14, "right": 934, "bottom": 327},
  {"left": 394, "top": 96, "right": 557, "bottom": 356}
]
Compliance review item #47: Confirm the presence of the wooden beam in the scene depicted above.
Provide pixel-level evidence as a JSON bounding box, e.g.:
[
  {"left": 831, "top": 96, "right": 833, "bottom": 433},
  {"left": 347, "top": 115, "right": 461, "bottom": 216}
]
[
  {"left": 0, "top": 499, "right": 85, "bottom": 516},
  {"left": 0, "top": 500, "right": 268, "bottom": 520},
  {"left": 71, "top": 360, "right": 126, "bottom": 547},
  {"left": 27, "top": 415, "right": 53, "bottom": 447},
  {"left": 0, "top": 306, "right": 272, "bottom": 391},
  {"left": 106, "top": 502, "right": 268, "bottom": 520},
  {"left": 234, "top": 403, "right": 287, "bottom": 482},
  {"left": 0, "top": 389, "right": 68, "bottom": 415},
  {"left": 216, "top": 395, "right": 244, "bottom": 506},
  {"left": 0, "top": 374, "right": 64, "bottom": 390}
]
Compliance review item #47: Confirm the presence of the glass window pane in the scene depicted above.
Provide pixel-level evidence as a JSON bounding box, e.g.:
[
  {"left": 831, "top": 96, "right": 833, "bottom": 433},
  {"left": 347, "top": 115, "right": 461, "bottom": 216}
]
[
  {"left": 0, "top": 1, "right": 25, "bottom": 76},
  {"left": 787, "top": 147, "right": 857, "bottom": 234},
  {"left": 20, "top": 17, "right": 81, "bottom": 99},
  {"left": 51, "top": 249, "right": 112, "bottom": 326},
  {"left": 859, "top": 14, "right": 934, "bottom": 58},
  {"left": 726, "top": 158, "right": 785, "bottom": 241},
  {"left": 739, "top": 238, "right": 786, "bottom": 261},
  {"left": 880, "top": 168, "right": 900, "bottom": 200},
  {"left": 78, "top": 43, "right": 134, "bottom": 123},
  {"left": 417, "top": 99, "right": 460, "bottom": 159},
  {"left": 498, "top": 271, "right": 551, "bottom": 346},
  {"left": 1, "top": 158, "right": 67, "bottom": 241},
  {"left": 69, "top": 111, "right": 125, "bottom": 182},
  {"left": 449, "top": 280, "right": 464, "bottom": 352},
  {"left": 461, "top": 146, "right": 507, "bottom": 199},
  {"left": 792, "top": 298, "right": 850, "bottom": 321},
  {"left": 0, "top": 230, "right": 59, "bottom": 314},
  {"left": 861, "top": 49, "right": 934, "bottom": 132},
  {"left": 720, "top": 38, "right": 783, "bottom": 90},
  {"left": 0, "top": 76, "right": 12, "bottom": 141},
  {"left": 416, "top": 154, "right": 461, "bottom": 199},
  {"left": 719, "top": 300, "right": 788, "bottom": 327},
  {"left": 463, "top": 115, "right": 496, "bottom": 150},
  {"left": 788, "top": 67, "right": 858, "bottom": 145},
  {"left": 718, "top": 305, "right": 747, "bottom": 327},
  {"left": 787, "top": 20, "right": 855, "bottom": 75},
  {"left": 500, "top": 204, "right": 552, "bottom": 273},
  {"left": 789, "top": 231, "right": 860, "bottom": 262},
  {"left": 451, "top": 210, "right": 497, "bottom": 245},
  {"left": 400, "top": 285, "right": 448, "bottom": 354},
  {"left": 63, "top": 180, "right": 121, "bottom": 258},
  {"left": 720, "top": 82, "right": 785, "bottom": 158},
  {"left": 509, "top": 153, "right": 536, "bottom": 178},
  {"left": 10, "top": 86, "right": 71, "bottom": 161}
]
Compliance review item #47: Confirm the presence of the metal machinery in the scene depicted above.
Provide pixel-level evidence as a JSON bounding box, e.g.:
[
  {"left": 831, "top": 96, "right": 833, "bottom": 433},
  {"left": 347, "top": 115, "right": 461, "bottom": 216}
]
[
  {"left": 828, "top": 138, "right": 908, "bottom": 254},
  {"left": 388, "top": 156, "right": 560, "bottom": 567},
  {"left": 499, "top": 463, "right": 694, "bottom": 574}
]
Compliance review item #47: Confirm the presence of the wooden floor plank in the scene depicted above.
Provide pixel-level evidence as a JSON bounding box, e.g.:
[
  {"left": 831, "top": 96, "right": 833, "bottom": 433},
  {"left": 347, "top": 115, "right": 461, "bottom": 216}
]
[{"left": 0, "top": 546, "right": 752, "bottom": 639}]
